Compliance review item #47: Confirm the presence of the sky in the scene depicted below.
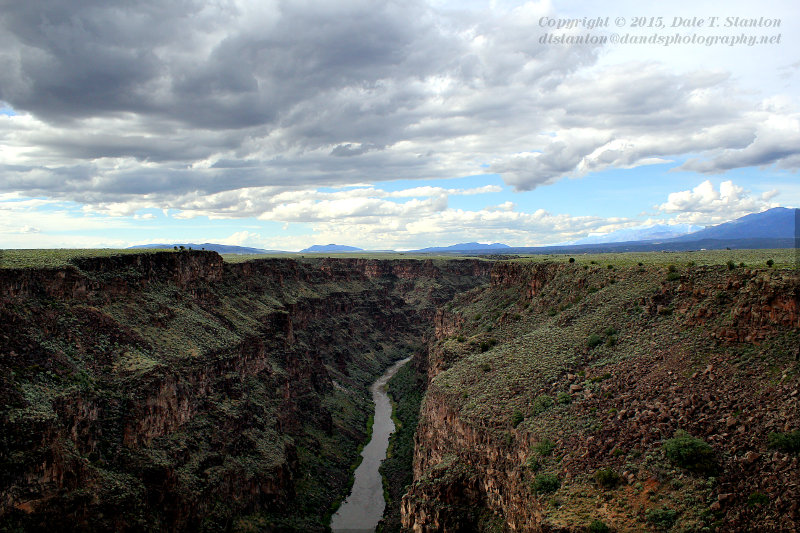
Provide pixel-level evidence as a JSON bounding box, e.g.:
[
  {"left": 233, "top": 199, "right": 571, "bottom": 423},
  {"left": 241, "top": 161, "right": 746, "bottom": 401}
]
[{"left": 0, "top": 0, "right": 798, "bottom": 251}]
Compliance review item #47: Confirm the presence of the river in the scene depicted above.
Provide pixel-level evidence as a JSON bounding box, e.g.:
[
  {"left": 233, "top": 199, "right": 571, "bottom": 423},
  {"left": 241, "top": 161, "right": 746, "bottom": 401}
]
[{"left": 330, "top": 357, "right": 412, "bottom": 533}]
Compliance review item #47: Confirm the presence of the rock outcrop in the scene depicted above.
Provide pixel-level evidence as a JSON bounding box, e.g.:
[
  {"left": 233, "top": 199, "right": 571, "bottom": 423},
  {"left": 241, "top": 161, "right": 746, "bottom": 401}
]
[
  {"left": 0, "top": 252, "right": 492, "bottom": 531},
  {"left": 403, "top": 261, "right": 800, "bottom": 532}
]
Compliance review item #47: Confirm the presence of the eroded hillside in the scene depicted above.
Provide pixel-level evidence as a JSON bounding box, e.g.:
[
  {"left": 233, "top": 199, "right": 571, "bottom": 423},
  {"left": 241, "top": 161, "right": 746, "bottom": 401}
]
[
  {"left": 0, "top": 251, "right": 492, "bottom": 531},
  {"left": 403, "top": 260, "right": 799, "bottom": 532}
]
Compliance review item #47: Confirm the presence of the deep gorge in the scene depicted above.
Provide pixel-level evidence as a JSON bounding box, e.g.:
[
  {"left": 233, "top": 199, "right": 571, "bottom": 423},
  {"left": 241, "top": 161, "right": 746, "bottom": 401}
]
[
  {"left": 0, "top": 251, "right": 492, "bottom": 531},
  {"left": 1, "top": 251, "right": 799, "bottom": 532}
]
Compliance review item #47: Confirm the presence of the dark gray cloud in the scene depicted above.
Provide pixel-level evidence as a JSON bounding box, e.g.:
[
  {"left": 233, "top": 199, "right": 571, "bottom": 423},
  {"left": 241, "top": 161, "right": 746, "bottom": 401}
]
[{"left": 0, "top": 0, "right": 797, "bottom": 212}]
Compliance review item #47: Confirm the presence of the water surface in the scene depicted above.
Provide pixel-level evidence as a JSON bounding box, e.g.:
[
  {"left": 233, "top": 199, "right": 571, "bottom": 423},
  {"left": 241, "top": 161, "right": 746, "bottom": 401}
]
[{"left": 330, "top": 357, "right": 412, "bottom": 533}]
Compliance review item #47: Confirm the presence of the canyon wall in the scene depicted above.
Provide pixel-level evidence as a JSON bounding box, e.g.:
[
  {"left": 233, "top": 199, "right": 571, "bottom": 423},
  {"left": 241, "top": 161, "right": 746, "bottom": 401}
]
[
  {"left": 403, "top": 261, "right": 800, "bottom": 532},
  {"left": 0, "top": 251, "right": 492, "bottom": 531}
]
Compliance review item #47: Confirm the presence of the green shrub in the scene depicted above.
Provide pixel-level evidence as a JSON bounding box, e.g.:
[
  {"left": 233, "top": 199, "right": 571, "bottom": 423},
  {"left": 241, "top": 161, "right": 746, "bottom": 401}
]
[
  {"left": 548, "top": 307, "right": 558, "bottom": 316},
  {"left": 511, "top": 409, "right": 524, "bottom": 428},
  {"left": 569, "top": 257, "right": 575, "bottom": 263},
  {"left": 587, "top": 334, "right": 603, "bottom": 349},
  {"left": 588, "top": 519, "right": 610, "bottom": 533},
  {"left": 478, "top": 339, "right": 496, "bottom": 352},
  {"left": 533, "top": 473, "right": 560, "bottom": 494},
  {"left": 767, "top": 431, "right": 800, "bottom": 454},
  {"left": 605, "top": 336, "right": 617, "bottom": 347},
  {"left": 645, "top": 507, "right": 677, "bottom": 530},
  {"left": 526, "top": 456, "right": 541, "bottom": 472},
  {"left": 668, "top": 264, "right": 676, "bottom": 272},
  {"left": 603, "top": 326, "right": 617, "bottom": 336},
  {"left": 533, "top": 438, "right": 555, "bottom": 457},
  {"left": 589, "top": 372, "right": 611, "bottom": 383},
  {"left": 479, "top": 362, "right": 492, "bottom": 373},
  {"left": 594, "top": 468, "right": 621, "bottom": 489},
  {"left": 557, "top": 391, "right": 571, "bottom": 405},
  {"left": 748, "top": 491, "right": 769, "bottom": 508},
  {"left": 663, "top": 430, "right": 716, "bottom": 474},
  {"left": 766, "top": 259, "right": 774, "bottom": 267},
  {"left": 666, "top": 271, "right": 681, "bottom": 281},
  {"left": 531, "top": 395, "right": 554, "bottom": 415},
  {"left": 726, "top": 260, "right": 735, "bottom": 270}
]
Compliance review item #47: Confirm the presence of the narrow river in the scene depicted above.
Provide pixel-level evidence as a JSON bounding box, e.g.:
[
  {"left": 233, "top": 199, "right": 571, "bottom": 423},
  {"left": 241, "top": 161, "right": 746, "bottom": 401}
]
[{"left": 330, "top": 357, "right": 412, "bottom": 533}]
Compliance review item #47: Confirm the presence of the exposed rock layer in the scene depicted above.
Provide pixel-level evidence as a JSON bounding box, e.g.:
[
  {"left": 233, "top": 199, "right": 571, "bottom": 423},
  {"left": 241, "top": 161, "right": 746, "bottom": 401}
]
[
  {"left": 403, "top": 262, "right": 800, "bottom": 532},
  {"left": 0, "top": 252, "right": 492, "bottom": 531}
]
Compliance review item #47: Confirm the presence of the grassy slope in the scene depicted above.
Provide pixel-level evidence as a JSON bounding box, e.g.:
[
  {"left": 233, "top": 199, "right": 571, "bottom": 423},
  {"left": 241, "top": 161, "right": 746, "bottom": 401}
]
[{"left": 416, "top": 252, "right": 799, "bottom": 531}]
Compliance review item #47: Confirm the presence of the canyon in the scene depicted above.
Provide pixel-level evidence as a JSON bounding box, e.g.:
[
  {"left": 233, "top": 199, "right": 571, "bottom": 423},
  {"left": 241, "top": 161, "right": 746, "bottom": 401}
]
[
  {"left": 0, "top": 251, "right": 491, "bottom": 531},
  {"left": 402, "top": 260, "right": 799, "bottom": 532},
  {"left": 1, "top": 251, "right": 798, "bottom": 532}
]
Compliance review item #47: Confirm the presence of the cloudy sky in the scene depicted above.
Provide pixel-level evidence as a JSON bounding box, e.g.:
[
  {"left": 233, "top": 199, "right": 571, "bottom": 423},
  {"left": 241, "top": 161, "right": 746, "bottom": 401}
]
[{"left": 1, "top": 0, "right": 798, "bottom": 250}]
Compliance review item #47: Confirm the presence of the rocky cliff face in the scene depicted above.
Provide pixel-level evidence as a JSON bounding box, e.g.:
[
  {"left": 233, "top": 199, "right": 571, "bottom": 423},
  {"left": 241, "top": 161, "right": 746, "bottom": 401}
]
[
  {"left": 403, "top": 261, "right": 800, "bottom": 532},
  {"left": 0, "top": 252, "right": 492, "bottom": 531}
]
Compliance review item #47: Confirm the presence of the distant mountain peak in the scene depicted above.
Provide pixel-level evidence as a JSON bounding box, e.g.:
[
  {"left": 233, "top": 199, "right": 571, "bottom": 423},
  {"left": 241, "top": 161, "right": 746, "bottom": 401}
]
[
  {"left": 410, "top": 242, "right": 511, "bottom": 253},
  {"left": 128, "top": 243, "right": 282, "bottom": 254},
  {"left": 300, "top": 244, "right": 364, "bottom": 253},
  {"left": 671, "top": 207, "right": 796, "bottom": 242}
]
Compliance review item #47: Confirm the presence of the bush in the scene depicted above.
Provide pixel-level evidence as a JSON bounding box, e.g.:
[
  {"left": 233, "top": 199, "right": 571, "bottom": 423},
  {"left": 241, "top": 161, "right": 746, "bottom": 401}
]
[
  {"left": 587, "top": 334, "right": 603, "bottom": 349},
  {"left": 511, "top": 409, "right": 524, "bottom": 428},
  {"left": 748, "top": 492, "right": 769, "bottom": 508},
  {"left": 766, "top": 259, "right": 774, "bottom": 267},
  {"left": 533, "top": 438, "right": 555, "bottom": 457},
  {"left": 666, "top": 271, "right": 681, "bottom": 281},
  {"left": 594, "top": 468, "right": 621, "bottom": 489},
  {"left": 663, "top": 430, "right": 716, "bottom": 474},
  {"left": 533, "top": 473, "right": 560, "bottom": 494},
  {"left": 588, "top": 520, "right": 610, "bottom": 533},
  {"left": 531, "top": 394, "right": 554, "bottom": 415},
  {"left": 557, "top": 391, "right": 572, "bottom": 405},
  {"left": 569, "top": 257, "right": 575, "bottom": 263},
  {"left": 479, "top": 362, "right": 491, "bottom": 373},
  {"left": 645, "top": 507, "right": 677, "bottom": 530},
  {"left": 727, "top": 260, "right": 735, "bottom": 270},
  {"left": 479, "top": 338, "right": 496, "bottom": 352},
  {"left": 668, "top": 264, "right": 676, "bottom": 272},
  {"left": 526, "top": 456, "right": 541, "bottom": 472},
  {"left": 767, "top": 431, "right": 800, "bottom": 454}
]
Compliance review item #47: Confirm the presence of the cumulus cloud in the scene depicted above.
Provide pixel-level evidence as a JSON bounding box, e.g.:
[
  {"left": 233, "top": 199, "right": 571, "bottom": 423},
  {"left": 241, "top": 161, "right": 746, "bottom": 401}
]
[
  {"left": 0, "top": 0, "right": 795, "bottom": 214},
  {"left": 656, "top": 180, "right": 780, "bottom": 225}
]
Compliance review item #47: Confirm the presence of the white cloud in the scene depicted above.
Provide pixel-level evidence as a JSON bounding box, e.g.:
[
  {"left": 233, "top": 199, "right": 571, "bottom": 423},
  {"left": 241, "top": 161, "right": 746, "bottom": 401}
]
[
  {"left": 219, "top": 231, "right": 264, "bottom": 247},
  {"left": 656, "top": 179, "right": 780, "bottom": 225},
  {"left": 0, "top": 1, "right": 795, "bottom": 211}
]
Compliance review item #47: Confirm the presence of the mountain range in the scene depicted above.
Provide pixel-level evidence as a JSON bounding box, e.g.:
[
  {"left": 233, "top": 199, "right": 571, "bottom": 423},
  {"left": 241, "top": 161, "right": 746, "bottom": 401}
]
[
  {"left": 127, "top": 243, "right": 285, "bottom": 254},
  {"left": 129, "top": 207, "right": 797, "bottom": 255}
]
